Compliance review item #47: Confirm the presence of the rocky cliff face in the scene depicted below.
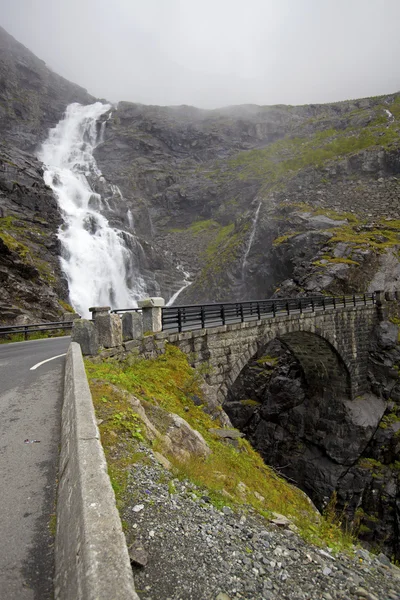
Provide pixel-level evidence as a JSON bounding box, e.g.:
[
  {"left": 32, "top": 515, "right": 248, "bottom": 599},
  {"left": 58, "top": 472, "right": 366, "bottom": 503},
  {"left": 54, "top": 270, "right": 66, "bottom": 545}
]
[
  {"left": 0, "top": 25, "right": 94, "bottom": 151},
  {"left": 0, "top": 142, "right": 70, "bottom": 323},
  {"left": 223, "top": 317, "right": 400, "bottom": 561},
  {"left": 93, "top": 94, "right": 400, "bottom": 306},
  {"left": 0, "top": 26, "right": 95, "bottom": 323}
]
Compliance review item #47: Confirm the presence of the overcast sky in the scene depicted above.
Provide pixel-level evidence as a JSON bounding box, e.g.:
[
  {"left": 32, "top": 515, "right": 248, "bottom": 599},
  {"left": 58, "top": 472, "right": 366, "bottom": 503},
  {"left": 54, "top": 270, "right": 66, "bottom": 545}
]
[{"left": 1, "top": 0, "right": 400, "bottom": 108}]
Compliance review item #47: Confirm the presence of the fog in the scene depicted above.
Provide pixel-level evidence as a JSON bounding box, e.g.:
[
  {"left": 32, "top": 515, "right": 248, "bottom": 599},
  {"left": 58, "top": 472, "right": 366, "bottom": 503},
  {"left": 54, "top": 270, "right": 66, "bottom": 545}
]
[{"left": 1, "top": 0, "right": 400, "bottom": 108}]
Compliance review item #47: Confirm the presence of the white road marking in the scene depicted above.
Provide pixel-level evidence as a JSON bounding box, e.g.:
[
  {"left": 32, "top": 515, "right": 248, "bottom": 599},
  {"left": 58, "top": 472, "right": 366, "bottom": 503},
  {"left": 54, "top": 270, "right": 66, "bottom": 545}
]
[{"left": 30, "top": 354, "right": 66, "bottom": 371}]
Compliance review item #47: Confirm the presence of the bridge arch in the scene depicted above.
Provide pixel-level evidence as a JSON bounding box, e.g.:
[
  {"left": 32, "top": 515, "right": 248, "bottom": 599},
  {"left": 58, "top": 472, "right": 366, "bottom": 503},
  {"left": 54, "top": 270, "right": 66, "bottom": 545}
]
[{"left": 220, "top": 327, "right": 353, "bottom": 403}]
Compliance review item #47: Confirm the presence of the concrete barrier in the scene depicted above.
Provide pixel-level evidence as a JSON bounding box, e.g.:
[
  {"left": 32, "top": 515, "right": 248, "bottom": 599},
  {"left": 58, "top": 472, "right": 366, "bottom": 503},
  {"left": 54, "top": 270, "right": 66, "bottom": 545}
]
[{"left": 55, "top": 342, "right": 139, "bottom": 600}]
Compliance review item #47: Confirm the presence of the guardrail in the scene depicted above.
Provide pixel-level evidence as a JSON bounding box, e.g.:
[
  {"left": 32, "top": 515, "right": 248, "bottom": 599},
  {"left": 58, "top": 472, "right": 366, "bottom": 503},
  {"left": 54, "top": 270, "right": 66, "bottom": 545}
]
[
  {"left": 161, "top": 293, "right": 376, "bottom": 333},
  {"left": 0, "top": 320, "right": 74, "bottom": 340},
  {"left": 110, "top": 308, "right": 142, "bottom": 314}
]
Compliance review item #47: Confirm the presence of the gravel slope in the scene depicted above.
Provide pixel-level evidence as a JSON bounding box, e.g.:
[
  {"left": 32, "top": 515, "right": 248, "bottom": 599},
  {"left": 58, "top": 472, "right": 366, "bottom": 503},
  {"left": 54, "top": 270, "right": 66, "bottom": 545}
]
[{"left": 122, "top": 447, "right": 400, "bottom": 600}]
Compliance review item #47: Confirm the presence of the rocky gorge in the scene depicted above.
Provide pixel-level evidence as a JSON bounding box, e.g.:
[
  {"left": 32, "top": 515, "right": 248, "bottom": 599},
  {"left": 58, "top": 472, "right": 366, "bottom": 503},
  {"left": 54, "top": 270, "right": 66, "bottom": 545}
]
[{"left": 1, "top": 23, "right": 400, "bottom": 575}]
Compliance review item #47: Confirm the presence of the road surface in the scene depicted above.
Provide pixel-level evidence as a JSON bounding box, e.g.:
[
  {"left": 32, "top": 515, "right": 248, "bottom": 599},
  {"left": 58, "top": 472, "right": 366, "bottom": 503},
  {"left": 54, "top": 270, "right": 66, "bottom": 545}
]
[{"left": 0, "top": 336, "right": 70, "bottom": 599}]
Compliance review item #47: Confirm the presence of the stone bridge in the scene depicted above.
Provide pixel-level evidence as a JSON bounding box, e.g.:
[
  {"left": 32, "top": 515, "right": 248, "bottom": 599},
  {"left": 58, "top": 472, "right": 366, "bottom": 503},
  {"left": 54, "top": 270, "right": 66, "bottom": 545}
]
[
  {"left": 73, "top": 293, "right": 396, "bottom": 402},
  {"left": 155, "top": 303, "right": 378, "bottom": 402}
]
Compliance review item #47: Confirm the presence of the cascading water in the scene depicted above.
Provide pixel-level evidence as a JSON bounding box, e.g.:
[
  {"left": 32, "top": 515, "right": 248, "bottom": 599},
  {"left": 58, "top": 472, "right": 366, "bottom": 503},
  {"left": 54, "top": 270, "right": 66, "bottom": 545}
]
[
  {"left": 241, "top": 200, "right": 262, "bottom": 280},
  {"left": 166, "top": 265, "right": 192, "bottom": 306},
  {"left": 38, "top": 102, "right": 148, "bottom": 317}
]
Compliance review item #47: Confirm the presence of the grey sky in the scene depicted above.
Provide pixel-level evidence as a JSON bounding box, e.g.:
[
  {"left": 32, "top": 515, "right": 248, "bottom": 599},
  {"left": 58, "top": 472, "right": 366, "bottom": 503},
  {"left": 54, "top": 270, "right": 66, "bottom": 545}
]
[{"left": 1, "top": 0, "right": 400, "bottom": 108}]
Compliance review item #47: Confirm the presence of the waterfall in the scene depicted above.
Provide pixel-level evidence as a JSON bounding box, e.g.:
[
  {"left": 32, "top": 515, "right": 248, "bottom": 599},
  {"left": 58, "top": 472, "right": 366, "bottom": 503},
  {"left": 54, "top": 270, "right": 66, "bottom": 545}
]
[
  {"left": 166, "top": 266, "right": 192, "bottom": 306},
  {"left": 241, "top": 201, "right": 262, "bottom": 280},
  {"left": 38, "top": 102, "right": 148, "bottom": 318}
]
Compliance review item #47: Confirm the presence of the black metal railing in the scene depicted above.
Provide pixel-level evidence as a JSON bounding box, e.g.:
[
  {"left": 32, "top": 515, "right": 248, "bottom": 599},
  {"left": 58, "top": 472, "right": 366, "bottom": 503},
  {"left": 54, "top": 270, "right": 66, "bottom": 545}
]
[
  {"left": 110, "top": 308, "right": 142, "bottom": 314},
  {"left": 0, "top": 320, "right": 74, "bottom": 341},
  {"left": 161, "top": 293, "right": 376, "bottom": 333}
]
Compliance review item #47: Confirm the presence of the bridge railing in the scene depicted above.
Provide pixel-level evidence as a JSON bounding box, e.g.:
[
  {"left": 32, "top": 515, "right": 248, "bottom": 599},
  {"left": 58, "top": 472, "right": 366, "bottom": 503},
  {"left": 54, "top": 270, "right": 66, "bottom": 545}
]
[
  {"left": 161, "top": 293, "right": 376, "bottom": 333},
  {"left": 0, "top": 320, "right": 75, "bottom": 341}
]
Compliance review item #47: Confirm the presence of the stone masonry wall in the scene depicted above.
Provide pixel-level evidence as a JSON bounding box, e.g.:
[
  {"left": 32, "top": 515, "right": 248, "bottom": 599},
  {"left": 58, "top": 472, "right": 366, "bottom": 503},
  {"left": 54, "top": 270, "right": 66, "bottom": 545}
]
[{"left": 153, "top": 305, "right": 379, "bottom": 402}]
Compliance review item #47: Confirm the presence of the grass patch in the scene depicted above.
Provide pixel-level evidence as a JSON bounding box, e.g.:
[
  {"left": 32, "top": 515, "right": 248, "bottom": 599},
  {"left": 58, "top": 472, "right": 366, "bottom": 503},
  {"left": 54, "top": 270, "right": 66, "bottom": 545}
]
[
  {"left": 86, "top": 345, "right": 356, "bottom": 552},
  {"left": 206, "top": 116, "right": 400, "bottom": 193},
  {"left": 273, "top": 232, "right": 300, "bottom": 246},
  {"left": 0, "top": 329, "right": 69, "bottom": 344}
]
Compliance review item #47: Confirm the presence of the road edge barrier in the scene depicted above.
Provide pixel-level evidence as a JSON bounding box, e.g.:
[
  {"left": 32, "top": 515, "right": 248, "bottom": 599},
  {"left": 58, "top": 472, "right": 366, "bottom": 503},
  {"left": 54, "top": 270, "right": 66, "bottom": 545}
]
[{"left": 55, "top": 342, "right": 139, "bottom": 600}]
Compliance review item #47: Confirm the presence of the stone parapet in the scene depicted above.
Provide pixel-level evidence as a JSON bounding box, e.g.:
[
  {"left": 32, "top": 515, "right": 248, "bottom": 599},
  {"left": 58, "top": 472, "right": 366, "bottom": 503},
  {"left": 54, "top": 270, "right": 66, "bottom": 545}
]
[{"left": 55, "top": 342, "right": 138, "bottom": 600}]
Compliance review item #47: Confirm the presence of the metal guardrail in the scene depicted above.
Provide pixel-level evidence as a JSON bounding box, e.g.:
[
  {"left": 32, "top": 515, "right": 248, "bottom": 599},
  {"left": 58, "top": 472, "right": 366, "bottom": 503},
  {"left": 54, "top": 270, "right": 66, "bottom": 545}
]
[
  {"left": 161, "top": 293, "right": 376, "bottom": 333},
  {"left": 0, "top": 320, "right": 74, "bottom": 340},
  {"left": 110, "top": 308, "right": 142, "bottom": 314}
]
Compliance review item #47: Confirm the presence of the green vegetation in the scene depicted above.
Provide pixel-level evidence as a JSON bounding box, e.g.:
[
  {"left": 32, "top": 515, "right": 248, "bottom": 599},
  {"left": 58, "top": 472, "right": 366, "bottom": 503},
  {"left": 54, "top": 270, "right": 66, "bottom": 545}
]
[
  {"left": 379, "top": 411, "right": 400, "bottom": 429},
  {"left": 170, "top": 219, "right": 220, "bottom": 235},
  {"left": 205, "top": 111, "right": 400, "bottom": 193},
  {"left": 273, "top": 232, "right": 300, "bottom": 246},
  {"left": 59, "top": 300, "right": 75, "bottom": 313},
  {"left": 0, "top": 215, "right": 57, "bottom": 284},
  {"left": 240, "top": 399, "right": 261, "bottom": 407},
  {"left": 329, "top": 224, "right": 400, "bottom": 252},
  {"left": 0, "top": 329, "right": 69, "bottom": 344},
  {"left": 86, "top": 345, "right": 356, "bottom": 552}
]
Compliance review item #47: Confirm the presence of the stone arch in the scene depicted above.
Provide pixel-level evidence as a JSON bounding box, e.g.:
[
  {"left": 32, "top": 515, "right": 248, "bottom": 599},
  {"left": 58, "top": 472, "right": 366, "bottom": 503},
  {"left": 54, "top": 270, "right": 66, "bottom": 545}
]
[{"left": 220, "top": 328, "right": 353, "bottom": 403}]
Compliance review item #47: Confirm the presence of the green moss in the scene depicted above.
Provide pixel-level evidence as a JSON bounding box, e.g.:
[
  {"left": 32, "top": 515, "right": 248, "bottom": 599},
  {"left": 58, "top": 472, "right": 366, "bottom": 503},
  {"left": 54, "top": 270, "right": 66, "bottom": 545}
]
[
  {"left": 358, "top": 458, "right": 386, "bottom": 472},
  {"left": 379, "top": 411, "right": 400, "bottom": 429},
  {"left": 313, "top": 256, "right": 360, "bottom": 267},
  {"left": 255, "top": 355, "right": 278, "bottom": 366},
  {"left": 169, "top": 219, "right": 220, "bottom": 235},
  {"left": 329, "top": 223, "right": 400, "bottom": 252},
  {"left": 240, "top": 399, "right": 261, "bottom": 407},
  {"left": 0, "top": 215, "right": 57, "bottom": 284},
  {"left": 85, "top": 345, "right": 356, "bottom": 552},
  {"left": 49, "top": 513, "right": 57, "bottom": 536},
  {"left": 210, "top": 123, "right": 400, "bottom": 192},
  {"left": 273, "top": 232, "right": 300, "bottom": 246},
  {"left": 59, "top": 300, "right": 75, "bottom": 313}
]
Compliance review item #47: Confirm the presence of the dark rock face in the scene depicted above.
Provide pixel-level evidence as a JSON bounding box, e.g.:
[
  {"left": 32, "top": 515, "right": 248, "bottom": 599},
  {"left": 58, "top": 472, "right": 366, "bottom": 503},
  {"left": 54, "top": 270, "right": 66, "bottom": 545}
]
[
  {"left": 224, "top": 329, "right": 400, "bottom": 560},
  {"left": 0, "top": 26, "right": 95, "bottom": 323},
  {"left": 0, "top": 26, "right": 94, "bottom": 151},
  {"left": 0, "top": 142, "right": 69, "bottom": 323}
]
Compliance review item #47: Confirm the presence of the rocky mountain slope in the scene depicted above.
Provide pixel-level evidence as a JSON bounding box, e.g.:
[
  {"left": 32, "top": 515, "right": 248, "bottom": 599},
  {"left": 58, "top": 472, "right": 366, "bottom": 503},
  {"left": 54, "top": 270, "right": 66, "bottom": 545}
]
[
  {"left": 93, "top": 94, "right": 400, "bottom": 306},
  {"left": 2, "top": 24, "right": 400, "bottom": 320}
]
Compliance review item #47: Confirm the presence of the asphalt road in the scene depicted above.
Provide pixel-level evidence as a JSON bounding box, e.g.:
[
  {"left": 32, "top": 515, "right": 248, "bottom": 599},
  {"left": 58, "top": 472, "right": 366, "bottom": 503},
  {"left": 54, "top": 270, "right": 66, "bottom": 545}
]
[{"left": 0, "top": 336, "right": 71, "bottom": 600}]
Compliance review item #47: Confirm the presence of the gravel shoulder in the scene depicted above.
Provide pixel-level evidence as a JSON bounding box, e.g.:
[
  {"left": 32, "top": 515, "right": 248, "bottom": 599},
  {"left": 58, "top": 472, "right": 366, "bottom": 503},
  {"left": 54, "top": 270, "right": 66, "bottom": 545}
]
[{"left": 123, "top": 446, "right": 400, "bottom": 600}]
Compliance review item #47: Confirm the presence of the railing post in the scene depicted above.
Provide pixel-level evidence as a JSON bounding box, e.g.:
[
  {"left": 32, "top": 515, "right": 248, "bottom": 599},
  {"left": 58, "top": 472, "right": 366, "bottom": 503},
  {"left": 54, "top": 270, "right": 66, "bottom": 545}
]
[
  {"left": 137, "top": 297, "right": 165, "bottom": 334},
  {"left": 177, "top": 308, "right": 182, "bottom": 333},
  {"left": 311, "top": 298, "right": 314, "bottom": 312},
  {"left": 272, "top": 301, "right": 276, "bottom": 317},
  {"left": 322, "top": 297, "right": 326, "bottom": 311},
  {"left": 286, "top": 301, "right": 290, "bottom": 315},
  {"left": 24, "top": 326, "right": 27, "bottom": 341},
  {"left": 240, "top": 303, "right": 244, "bottom": 322},
  {"left": 220, "top": 304, "right": 225, "bottom": 325},
  {"left": 343, "top": 295, "right": 346, "bottom": 307},
  {"left": 200, "top": 305, "right": 205, "bottom": 329},
  {"left": 299, "top": 298, "right": 303, "bottom": 314},
  {"left": 257, "top": 302, "right": 261, "bottom": 320}
]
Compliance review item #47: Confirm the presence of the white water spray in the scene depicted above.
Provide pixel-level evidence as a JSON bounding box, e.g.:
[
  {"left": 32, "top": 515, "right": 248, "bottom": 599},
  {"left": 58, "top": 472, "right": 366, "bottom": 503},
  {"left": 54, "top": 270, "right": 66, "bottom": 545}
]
[
  {"left": 166, "top": 266, "right": 192, "bottom": 306},
  {"left": 38, "top": 102, "right": 148, "bottom": 317},
  {"left": 241, "top": 201, "right": 262, "bottom": 280},
  {"left": 385, "top": 108, "right": 395, "bottom": 122}
]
